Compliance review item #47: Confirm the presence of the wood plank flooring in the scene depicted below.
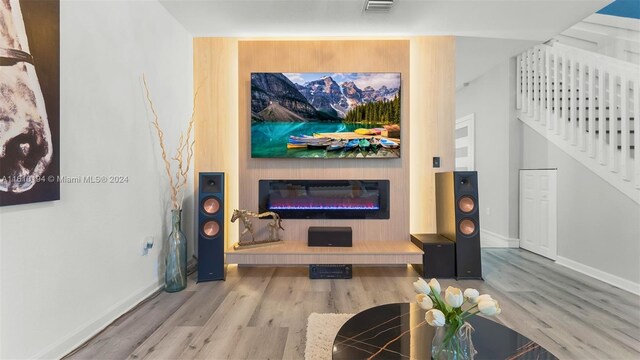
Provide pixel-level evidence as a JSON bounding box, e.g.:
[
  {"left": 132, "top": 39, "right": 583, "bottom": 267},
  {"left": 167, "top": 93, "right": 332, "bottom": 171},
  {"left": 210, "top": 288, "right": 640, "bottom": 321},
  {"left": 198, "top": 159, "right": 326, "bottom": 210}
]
[{"left": 66, "top": 249, "right": 640, "bottom": 359}]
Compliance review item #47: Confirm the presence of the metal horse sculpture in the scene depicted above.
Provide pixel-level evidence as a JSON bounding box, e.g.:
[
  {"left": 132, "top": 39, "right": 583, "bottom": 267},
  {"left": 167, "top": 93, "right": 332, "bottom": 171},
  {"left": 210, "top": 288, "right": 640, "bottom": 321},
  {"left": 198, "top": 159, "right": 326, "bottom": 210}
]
[{"left": 230, "top": 209, "right": 284, "bottom": 248}]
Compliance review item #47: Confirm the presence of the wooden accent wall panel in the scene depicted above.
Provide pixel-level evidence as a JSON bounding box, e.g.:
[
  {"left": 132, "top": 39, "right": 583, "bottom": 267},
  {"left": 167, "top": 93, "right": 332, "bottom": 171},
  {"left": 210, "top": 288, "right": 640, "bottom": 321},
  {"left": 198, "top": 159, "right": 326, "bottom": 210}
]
[
  {"left": 409, "top": 37, "right": 456, "bottom": 234},
  {"left": 194, "top": 37, "right": 455, "bottom": 249},
  {"left": 238, "top": 40, "right": 410, "bottom": 243},
  {"left": 194, "top": 38, "right": 239, "bottom": 248}
]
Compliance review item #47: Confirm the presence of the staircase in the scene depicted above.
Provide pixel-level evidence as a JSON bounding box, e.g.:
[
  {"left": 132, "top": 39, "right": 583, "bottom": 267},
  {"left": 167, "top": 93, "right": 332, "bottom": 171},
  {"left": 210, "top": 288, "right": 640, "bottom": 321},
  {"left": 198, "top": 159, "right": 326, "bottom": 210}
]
[{"left": 516, "top": 42, "right": 640, "bottom": 204}]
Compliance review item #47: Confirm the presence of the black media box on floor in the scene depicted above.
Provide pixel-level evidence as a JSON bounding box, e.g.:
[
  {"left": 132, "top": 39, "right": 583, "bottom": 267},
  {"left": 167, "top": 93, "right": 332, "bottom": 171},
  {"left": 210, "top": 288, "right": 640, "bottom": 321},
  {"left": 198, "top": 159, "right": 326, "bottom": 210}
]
[
  {"left": 309, "top": 264, "right": 353, "bottom": 279},
  {"left": 308, "top": 226, "right": 352, "bottom": 247},
  {"left": 410, "top": 234, "right": 456, "bottom": 278}
]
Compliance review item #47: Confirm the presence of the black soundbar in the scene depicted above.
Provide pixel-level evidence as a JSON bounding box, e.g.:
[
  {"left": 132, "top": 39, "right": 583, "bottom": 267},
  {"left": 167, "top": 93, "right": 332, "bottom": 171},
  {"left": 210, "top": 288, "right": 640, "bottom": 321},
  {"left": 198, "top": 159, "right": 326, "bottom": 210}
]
[{"left": 309, "top": 264, "right": 352, "bottom": 279}]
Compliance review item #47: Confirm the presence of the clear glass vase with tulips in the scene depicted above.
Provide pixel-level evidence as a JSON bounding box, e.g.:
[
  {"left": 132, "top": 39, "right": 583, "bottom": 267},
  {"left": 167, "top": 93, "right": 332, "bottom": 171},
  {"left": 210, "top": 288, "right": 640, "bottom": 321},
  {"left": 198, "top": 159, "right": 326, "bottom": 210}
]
[{"left": 413, "top": 278, "right": 501, "bottom": 360}]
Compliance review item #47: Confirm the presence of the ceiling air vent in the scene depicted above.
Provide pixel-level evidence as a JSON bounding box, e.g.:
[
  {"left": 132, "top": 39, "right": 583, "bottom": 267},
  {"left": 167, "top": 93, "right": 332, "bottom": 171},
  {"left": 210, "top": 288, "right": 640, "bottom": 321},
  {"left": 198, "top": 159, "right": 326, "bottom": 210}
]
[{"left": 364, "top": 0, "right": 394, "bottom": 13}]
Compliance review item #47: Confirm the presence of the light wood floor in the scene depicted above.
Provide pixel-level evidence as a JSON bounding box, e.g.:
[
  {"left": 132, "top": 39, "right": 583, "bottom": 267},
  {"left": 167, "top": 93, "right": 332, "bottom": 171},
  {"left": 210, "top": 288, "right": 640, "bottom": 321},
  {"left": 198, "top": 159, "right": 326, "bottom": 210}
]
[{"left": 66, "top": 249, "right": 640, "bottom": 359}]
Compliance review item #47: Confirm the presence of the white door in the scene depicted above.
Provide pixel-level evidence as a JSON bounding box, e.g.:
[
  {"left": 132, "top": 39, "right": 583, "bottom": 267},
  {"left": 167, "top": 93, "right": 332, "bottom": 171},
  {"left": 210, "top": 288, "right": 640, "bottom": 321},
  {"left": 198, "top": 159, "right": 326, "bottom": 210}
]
[
  {"left": 455, "top": 114, "right": 475, "bottom": 171},
  {"left": 519, "top": 169, "right": 558, "bottom": 260}
]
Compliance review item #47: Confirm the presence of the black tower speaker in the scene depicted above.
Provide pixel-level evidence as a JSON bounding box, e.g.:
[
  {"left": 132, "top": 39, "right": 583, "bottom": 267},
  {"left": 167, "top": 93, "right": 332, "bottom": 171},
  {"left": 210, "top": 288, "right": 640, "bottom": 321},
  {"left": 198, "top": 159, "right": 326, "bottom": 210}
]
[
  {"left": 197, "top": 172, "right": 225, "bottom": 282},
  {"left": 435, "top": 171, "right": 482, "bottom": 279}
]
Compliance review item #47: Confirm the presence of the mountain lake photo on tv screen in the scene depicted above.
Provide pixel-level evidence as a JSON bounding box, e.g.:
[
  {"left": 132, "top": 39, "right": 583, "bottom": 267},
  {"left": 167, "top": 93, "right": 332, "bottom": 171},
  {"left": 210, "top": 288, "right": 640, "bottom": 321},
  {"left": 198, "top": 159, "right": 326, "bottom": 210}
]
[{"left": 251, "top": 72, "right": 401, "bottom": 159}]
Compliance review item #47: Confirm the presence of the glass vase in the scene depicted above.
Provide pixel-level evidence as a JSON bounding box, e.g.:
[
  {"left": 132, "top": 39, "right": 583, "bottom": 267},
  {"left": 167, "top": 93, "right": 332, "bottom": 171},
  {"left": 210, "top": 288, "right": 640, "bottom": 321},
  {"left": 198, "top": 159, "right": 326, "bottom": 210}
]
[
  {"left": 431, "top": 322, "right": 477, "bottom": 360},
  {"left": 165, "top": 209, "right": 187, "bottom": 292}
]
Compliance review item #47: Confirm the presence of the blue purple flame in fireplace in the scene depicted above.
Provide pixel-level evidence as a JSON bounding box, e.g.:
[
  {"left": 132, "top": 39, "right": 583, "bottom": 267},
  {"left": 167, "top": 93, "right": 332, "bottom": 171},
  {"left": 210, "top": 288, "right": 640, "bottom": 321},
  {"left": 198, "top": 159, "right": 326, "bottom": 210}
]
[
  {"left": 259, "top": 180, "right": 389, "bottom": 219},
  {"left": 269, "top": 195, "right": 380, "bottom": 211}
]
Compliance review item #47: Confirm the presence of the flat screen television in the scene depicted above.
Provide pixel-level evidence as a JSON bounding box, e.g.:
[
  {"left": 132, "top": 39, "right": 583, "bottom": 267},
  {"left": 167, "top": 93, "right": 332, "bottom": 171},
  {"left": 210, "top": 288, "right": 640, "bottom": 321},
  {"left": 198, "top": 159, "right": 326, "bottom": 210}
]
[{"left": 251, "top": 72, "right": 401, "bottom": 159}]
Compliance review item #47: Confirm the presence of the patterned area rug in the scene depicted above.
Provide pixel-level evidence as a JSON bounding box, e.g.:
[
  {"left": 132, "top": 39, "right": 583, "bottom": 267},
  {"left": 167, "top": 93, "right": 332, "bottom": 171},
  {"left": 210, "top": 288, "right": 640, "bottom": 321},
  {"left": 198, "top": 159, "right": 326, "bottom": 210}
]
[{"left": 304, "top": 313, "right": 354, "bottom": 360}]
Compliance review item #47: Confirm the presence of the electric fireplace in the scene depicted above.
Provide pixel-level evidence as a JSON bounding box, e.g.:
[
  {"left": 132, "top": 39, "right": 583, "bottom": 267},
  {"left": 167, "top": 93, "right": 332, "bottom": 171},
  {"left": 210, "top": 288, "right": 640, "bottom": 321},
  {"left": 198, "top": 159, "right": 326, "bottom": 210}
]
[{"left": 259, "top": 180, "right": 390, "bottom": 219}]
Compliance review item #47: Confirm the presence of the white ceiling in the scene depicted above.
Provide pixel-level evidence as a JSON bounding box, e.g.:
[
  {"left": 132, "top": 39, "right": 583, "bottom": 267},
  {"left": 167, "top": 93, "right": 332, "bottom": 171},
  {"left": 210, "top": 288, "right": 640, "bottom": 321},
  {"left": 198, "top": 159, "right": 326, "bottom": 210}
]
[
  {"left": 159, "top": 0, "right": 612, "bottom": 88},
  {"left": 160, "top": 0, "right": 611, "bottom": 40}
]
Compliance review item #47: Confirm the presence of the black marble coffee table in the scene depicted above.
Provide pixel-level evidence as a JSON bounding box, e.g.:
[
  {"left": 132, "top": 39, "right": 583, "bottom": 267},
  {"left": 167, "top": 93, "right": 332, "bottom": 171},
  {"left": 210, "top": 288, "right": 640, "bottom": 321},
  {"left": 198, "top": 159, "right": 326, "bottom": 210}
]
[{"left": 332, "top": 303, "right": 558, "bottom": 359}]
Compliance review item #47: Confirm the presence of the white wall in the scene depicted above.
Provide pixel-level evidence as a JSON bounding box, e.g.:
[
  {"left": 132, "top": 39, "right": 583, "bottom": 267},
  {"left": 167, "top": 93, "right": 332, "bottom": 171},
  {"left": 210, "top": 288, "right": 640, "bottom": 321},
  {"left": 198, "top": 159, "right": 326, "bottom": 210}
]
[
  {"left": 0, "top": 1, "right": 193, "bottom": 358},
  {"left": 522, "top": 125, "right": 640, "bottom": 288},
  {"left": 456, "top": 37, "right": 538, "bottom": 89},
  {"left": 456, "top": 59, "right": 521, "bottom": 246}
]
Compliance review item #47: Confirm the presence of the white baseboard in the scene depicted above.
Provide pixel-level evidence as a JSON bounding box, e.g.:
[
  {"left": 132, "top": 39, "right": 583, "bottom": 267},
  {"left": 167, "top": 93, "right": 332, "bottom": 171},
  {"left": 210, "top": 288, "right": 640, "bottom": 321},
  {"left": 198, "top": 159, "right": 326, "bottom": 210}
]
[
  {"left": 556, "top": 256, "right": 640, "bottom": 296},
  {"left": 34, "top": 281, "right": 163, "bottom": 359},
  {"left": 480, "top": 229, "right": 520, "bottom": 248}
]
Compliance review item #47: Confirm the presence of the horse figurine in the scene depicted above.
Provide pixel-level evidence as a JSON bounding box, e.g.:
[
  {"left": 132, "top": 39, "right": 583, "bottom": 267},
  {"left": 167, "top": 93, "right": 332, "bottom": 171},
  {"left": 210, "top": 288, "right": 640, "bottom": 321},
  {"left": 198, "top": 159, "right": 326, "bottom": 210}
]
[
  {"left": 230, "top": 209, "right": 257, "bottom": 242},
  {"left": 260, "top": 211, "right": 285, "bottom": 241},
  {"left": 231, "top": 209, "right": 284, "bottom": 247}
]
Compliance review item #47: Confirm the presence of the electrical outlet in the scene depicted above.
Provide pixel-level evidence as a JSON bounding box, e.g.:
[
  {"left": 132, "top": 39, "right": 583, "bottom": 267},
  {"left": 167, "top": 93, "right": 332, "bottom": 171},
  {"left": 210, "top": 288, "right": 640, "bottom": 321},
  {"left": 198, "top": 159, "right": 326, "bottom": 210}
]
[
  {"left": 141, "top": 239, "right": 148, "bottom": 256},
  {"left": 146, "top": 236, "right": 154, "bottom": 249},
  {"left": 142, "top": 236, "right": 154, "bottom": 256},
  {"left": 486, "top": 207, "right": 491, "bottom": 216}
]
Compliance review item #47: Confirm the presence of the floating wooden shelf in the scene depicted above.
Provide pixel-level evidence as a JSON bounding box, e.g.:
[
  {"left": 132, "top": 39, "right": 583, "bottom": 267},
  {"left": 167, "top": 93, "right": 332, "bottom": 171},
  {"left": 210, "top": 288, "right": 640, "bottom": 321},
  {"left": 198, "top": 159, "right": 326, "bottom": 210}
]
[{"left": 225, "top": 241, "right": 423, "bottom": 265}]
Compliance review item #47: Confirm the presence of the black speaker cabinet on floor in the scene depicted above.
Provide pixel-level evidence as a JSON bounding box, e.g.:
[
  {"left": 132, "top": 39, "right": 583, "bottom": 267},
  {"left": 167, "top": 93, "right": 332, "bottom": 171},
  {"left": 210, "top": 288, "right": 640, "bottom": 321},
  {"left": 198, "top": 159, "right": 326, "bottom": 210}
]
[
  {"left": 436, "top": 171, "right": 482, "bottom": 279},
  {"left": 197, "top": 172, "right": 225, "bottom": 282}
]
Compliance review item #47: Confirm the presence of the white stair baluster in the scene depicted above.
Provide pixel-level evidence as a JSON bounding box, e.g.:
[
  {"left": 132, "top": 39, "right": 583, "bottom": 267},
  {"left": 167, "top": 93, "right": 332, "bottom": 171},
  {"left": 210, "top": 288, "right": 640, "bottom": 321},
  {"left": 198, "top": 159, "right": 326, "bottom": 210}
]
[
  {"left": 517, "top": 54, "right": 522, "bottom": 110},
  {"left": 609, "top": 71, "right": 619, "bottom": 173},
  {"left": 554, "top": 49, "right": 560, "bottom": 134},
  {"left": 570, "top": 58, "right": 577, "bottom": 144},
  {"left": 588, "top": 60, "right": 596, "bottom": 158},
  {"left": 539, "top": 47, "right": 544, "bottom": 122},
  {"left": 562, "top": 54, "right": 569, "bottom": 139},
  {"left": 599, "top": 66, "right": 607, "bottom": 165},
  {"left": 620, "top": 73, "right": 630, "bottom": 181},
  {"left": 546, "top": 48, "right": 552, "bottom": 130},
  {"left": 528, "top": 49, "right": 533, "bottom": 116},
  {"left": 635, "top": 80, "right": 640, "bottom": 189},
  {"left": 578, "top": 60, "right": 586, "bottom": 150},
  {"left": 532, "top": 48, "right": 540, "bottom": 121}
]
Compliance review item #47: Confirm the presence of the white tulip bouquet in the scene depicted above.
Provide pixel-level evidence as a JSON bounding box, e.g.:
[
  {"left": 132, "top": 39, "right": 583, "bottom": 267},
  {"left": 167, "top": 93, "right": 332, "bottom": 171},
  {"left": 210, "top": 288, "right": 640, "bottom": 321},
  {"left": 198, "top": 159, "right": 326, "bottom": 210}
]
[{"left": 413, "top": 278, "right": 501, "bottom": 359}]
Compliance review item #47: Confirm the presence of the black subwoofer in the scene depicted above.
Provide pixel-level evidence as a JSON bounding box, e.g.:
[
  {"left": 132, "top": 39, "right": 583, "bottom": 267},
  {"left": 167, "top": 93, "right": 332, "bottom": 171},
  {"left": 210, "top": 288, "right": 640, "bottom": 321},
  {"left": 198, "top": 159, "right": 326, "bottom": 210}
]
[
  {"left": 436, "top": 171, "right": 482, "bottom": 279},
  {"left": 410, "top": 234, "right": 455, "bottom": 278},
  {"left": 197, "top": 172, "right": 225, "bottom": 282}
]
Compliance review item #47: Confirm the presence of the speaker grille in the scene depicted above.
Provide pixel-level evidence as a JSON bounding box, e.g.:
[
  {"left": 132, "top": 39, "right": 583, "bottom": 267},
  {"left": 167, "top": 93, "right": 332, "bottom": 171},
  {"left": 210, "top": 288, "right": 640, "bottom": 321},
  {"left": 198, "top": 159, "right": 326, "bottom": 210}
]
[
  {"left": 202, "top": 220, "right": 220, "bottom": 238},
  {"left": 459, "top": 218, "right": 477, "bottom": 236},
  {"left": 202, "top": 197, "right": 221, "bottom": 215},
  {"left": 458, "top": 196, "right": 475, "bottom": 213}
]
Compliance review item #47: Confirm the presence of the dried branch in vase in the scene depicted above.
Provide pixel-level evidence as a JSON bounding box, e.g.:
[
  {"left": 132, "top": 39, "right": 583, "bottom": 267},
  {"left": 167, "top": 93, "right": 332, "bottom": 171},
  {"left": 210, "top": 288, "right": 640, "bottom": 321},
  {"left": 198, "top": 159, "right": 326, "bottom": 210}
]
[{"left": 142, "top": 74, "right": 199, "bottom": 210}]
